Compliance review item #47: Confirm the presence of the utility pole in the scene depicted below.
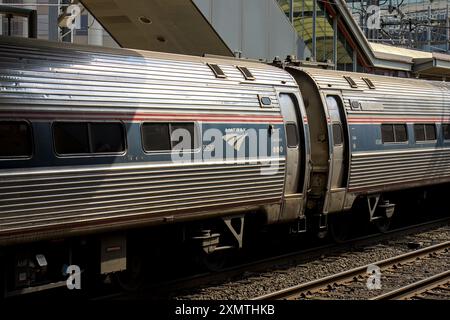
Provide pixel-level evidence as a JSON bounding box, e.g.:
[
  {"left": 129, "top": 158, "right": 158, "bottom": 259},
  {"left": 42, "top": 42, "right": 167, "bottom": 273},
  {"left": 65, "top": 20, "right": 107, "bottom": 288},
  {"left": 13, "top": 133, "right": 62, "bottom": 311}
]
[
  {"left": 409, "top": 18, "right": 413, "bottom": 48},
  {"left": 312, "top": 0, "right": 316, "bottom": 61},
  {"left": 427, "top": 3, "right": 431, "bottom": 51},
  {"left": 59, "top": 0, "right": 72, "bottom": 43},
  {"left": 446, "top": 1, "right": 449, "bottom": 53}
]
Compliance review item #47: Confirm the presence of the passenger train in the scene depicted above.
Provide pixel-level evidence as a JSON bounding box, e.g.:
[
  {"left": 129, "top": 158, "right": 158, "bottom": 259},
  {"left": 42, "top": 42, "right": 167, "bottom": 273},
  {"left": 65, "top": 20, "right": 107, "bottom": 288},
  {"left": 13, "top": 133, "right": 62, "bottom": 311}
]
[{"left": 0, "top": 36, "right": 449, "bottom": 295}]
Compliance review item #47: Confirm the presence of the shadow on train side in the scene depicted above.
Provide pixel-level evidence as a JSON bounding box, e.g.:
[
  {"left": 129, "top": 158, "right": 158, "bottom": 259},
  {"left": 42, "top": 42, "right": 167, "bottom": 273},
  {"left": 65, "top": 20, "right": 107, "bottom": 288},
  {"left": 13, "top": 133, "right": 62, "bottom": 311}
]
[
  {"left": 2, "top": 36, "right": 450, "bottom": 298},
  {"left": 0, "top": 36, "right": 308, "bottom": 297}
]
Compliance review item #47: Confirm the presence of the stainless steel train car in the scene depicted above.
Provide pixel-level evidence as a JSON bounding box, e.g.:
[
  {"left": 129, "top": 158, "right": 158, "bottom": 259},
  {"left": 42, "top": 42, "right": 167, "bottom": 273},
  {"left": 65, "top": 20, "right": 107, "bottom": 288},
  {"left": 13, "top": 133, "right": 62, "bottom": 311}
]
[
  {"left": 0, "top": 36, "right": 449, "bottom": 295},
  {"left": 287, "top": 67, "right": 450, "bottom": 228}
]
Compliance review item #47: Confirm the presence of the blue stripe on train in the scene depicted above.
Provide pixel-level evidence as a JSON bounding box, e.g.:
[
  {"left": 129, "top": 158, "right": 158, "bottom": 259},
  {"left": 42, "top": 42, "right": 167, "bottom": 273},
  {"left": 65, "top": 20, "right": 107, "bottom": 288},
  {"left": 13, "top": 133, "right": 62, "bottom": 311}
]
[
  {"left": 0, "top": 122, "right": 286, "bottom": 170},
  {"left": 349, "top": 123, "right": 448, "bottom": 152}
]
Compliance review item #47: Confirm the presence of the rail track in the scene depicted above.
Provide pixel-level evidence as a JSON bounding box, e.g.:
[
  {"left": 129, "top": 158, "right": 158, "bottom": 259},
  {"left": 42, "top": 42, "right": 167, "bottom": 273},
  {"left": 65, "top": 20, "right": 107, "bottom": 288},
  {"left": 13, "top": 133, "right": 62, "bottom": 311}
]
[
  {"left": 20, "top": 217, "right": 445, "bottom": 301},
  {"left": 371, "top": 270, "right": 450, "bottom": 300},
  {"left": 253, "top": 240, "right": 449, "bottom": 300},
  {"left": 119, "top": 217, "right": 450, "bottom": 300}
]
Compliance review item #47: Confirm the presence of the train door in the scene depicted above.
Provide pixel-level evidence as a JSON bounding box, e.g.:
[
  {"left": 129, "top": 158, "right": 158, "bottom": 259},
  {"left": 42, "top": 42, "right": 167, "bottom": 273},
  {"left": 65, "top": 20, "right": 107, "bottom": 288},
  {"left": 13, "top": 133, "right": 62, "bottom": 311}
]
[
  {"left": 278, "top": 93, "right": 304, "bottom": 223},
  {"left": 323, "top": 94, "right": 348, "bottom": 213}
]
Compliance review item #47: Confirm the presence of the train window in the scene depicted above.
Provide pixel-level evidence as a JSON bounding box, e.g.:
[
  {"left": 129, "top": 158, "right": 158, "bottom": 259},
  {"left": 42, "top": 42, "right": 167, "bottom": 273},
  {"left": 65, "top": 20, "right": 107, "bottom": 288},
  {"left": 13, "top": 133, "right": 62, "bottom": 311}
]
[
  {"left": 442, "top": 124, "right": 450, "bottom": 140},
  {"left": 207, "top": 63, "right": 226, "bottom": 79},
  {"left": 414, "top": 124, "right": 436, "bottom": 142},
  {"left": 414, "top": 124, "right": 425, "bottom": 141},
  {"left": 54, "top": 122, "right": 125, "bottom": 155},
  {"left": 381, "top": 124, "right": 407, "bottom": 143},
  {"left": 381, "top": 125, "right": 395, "bottom": 143},
  {"left": 332, "top": 123, "right": 343, "bottom": 145},
  {"left": 425, "top": 124, "right": 436, "bottom": 140},
  {"left": 142, "top": 122, "right": 198, "bottom": 152},
  {"left": 54, "top": 122, "right": 90, "bottom": 154},
  {"left": 171, "top": 123, "right": 197, "bottom": 150},
  {"left": 394, "top": 124, "right": 408, "bottom": 142},
  {"left": 0, "top": 121, "right": 32, "bottom": 158},
  {"left": 237, "top": 66, "right": 255, "bottom": 80},
  {"left": 90, "top": 123, "right": 125, "bottom": 153},
  {"left": 142, "top": 123, "right": 171, "bottom": 151},
  {"left": 285, "top": 123, "right": 299, "bottom": 148}
]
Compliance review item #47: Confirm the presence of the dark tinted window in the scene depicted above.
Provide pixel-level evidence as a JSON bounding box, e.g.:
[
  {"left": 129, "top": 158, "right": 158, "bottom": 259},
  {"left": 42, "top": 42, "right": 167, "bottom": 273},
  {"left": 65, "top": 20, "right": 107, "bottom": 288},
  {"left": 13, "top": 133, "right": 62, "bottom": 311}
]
[
  {"left": 142, "top": 122, "right": 197, "bottom": 152},
  {"left": 142, "top": 123, "right": 171, "bottom": 151},
  {"left": 54, "top": 122, "right": 125, "bottom": 155},
  {"left": 285, "top": 123, "right": 299, "bottom": 148},
  {"left": 443, "top": 124, "right": 450, "bottom": 140},
  {"left": 90, "top": 123, "right": 125, "bottom": 153},
  {"left": 332, "top": 123, "right": 343, "bottom": 145},
  {"left": 54, "top": 122, "right": 89, "bottom": 154},
  {"left": 381, "top": 124, "right": 407, "bottom": 143},
  {"left": 171, "top": 123, "right": 196, "bottom": 150},
  {"left": 381, "top": 124, "right": 395, "bottom": 143},
  {"left": 0, "top": 121, "right": 32, "bottom": 158},
  {"left": 394, "top": 124, "right": 408, "bottom": 142},
  {"left": 414, "top": 124, "right": 425, "bottom": 141},
  {"left": 425, "top": 124, "right": 436, "bottom": 140},
  {"left": 414, "top": 124, "right": 436, "bottom": 141}
]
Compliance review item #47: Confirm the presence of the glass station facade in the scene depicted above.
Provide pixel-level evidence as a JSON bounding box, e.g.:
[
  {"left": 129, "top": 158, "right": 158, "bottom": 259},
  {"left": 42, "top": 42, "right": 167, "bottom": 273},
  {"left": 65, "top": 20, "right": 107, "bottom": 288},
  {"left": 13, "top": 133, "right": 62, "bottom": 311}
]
[
  {"left": 278, "top": 0, "right": 361, "bottom": 71},
  {"left": 347, "top": 0, "right": 450, "bottom": 53}
]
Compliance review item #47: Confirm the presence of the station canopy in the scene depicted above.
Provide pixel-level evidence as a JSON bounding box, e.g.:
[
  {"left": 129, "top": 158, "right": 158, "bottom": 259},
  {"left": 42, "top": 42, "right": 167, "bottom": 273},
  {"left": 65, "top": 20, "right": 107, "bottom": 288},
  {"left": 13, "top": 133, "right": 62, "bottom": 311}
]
[
  {"left": 370, "top": 42, "right": 450, "bottom": 80},
  {"left": 79, "top": 0, "right": 233, "bottom": 57}
]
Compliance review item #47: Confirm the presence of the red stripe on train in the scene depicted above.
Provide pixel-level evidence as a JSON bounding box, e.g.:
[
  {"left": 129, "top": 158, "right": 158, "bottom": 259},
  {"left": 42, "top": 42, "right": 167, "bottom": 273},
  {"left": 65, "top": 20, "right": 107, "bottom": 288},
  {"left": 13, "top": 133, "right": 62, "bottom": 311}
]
[
  {"left": 0, "top": 111, "right": 284, "bottom": 123},
  {"left": 348, "top": 117, "right": 450, "bottom": 124}
]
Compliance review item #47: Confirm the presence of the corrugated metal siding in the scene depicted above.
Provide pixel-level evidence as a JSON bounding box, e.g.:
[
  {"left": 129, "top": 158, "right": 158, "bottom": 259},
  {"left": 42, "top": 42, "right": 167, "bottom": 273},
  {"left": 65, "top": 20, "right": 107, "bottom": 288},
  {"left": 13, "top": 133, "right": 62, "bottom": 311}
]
[
  {"left": 0, "top": 38, "right": 297, "bottom": 115},
  {"left": 0, "top": 160, "right": 285, "bottom": 235},
  {"left": 0, "top": 38, "right": 295, "bottom": 242},
  {"left": 300, "top": 67, "right": 450, "bottom": 193},
  {"left": 349, "top": 148, "right": 450, "bottom": 190},
  {"left": 301, "top": 67, "right": 450, "bottom": 118}
]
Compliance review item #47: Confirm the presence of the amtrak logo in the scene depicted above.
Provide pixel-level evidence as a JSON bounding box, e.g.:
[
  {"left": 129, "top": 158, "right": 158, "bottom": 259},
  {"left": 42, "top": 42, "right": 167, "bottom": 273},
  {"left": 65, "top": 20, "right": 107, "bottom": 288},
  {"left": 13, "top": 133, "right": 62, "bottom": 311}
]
[{"left": 223, "top": 130, "right": 248, "bottom": 151}]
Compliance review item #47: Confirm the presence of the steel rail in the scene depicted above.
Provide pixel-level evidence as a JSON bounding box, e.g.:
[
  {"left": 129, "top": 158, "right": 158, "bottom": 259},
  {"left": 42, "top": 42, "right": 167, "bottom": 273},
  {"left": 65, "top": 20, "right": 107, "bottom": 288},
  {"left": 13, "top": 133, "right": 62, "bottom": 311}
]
[
  {"left": 92, "top": 217, "right": 450, "bottom": 300},
  {"left": 371, "top": 270, "right": 450, "bottom": 300},
  {"left": 253, "top": 241, "right": 450, "bottom": 300}
]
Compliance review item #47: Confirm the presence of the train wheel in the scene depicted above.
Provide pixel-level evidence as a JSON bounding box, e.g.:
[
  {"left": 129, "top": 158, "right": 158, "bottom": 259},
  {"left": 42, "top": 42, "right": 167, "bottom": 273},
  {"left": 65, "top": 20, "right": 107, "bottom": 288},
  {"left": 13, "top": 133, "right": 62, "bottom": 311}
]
[
  {"left": 114, "top": 254, "right": 146, "bottom": 292},
  {"left": 198, "top": 250, "right": 231, "bottom": 272},
  {"left": 374, "top": 217, "right": 391, "bottom": 234},
  {"left": 329, "top": 213, "right": 352, "bottom": 243}
]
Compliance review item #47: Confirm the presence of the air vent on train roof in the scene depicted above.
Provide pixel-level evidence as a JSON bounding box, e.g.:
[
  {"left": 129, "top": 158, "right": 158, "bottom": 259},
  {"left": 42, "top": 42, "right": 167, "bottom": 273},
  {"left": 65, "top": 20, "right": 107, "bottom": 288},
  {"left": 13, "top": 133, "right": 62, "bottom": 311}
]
[
  {"left": 207, "top": 63, "right": 227, "bottom": 79},
  {"left": 343, "top": 76, "right": 358, "bottom": 88},
  {"left": 237, "top": 66, "right": 255, "bottom": 80},
  {"left": 362, "top": 77, "right": 376, "bottom": 89}
]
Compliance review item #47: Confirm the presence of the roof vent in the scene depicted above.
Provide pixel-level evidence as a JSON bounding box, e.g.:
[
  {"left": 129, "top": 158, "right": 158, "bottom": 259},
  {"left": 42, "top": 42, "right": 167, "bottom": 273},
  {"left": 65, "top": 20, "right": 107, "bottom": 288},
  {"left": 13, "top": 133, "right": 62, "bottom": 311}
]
[
  {"left": 237, "top": 66, "right": 255, "bottom": 80},
  {"left": 343, "top": 76, "right": 358, "bottom": 88},
  {"left": 207, "top": 63, "right": 226, "bottom": 79},
  {"left": 362, "top": 77, "right": 376, "bottom": 89}
]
